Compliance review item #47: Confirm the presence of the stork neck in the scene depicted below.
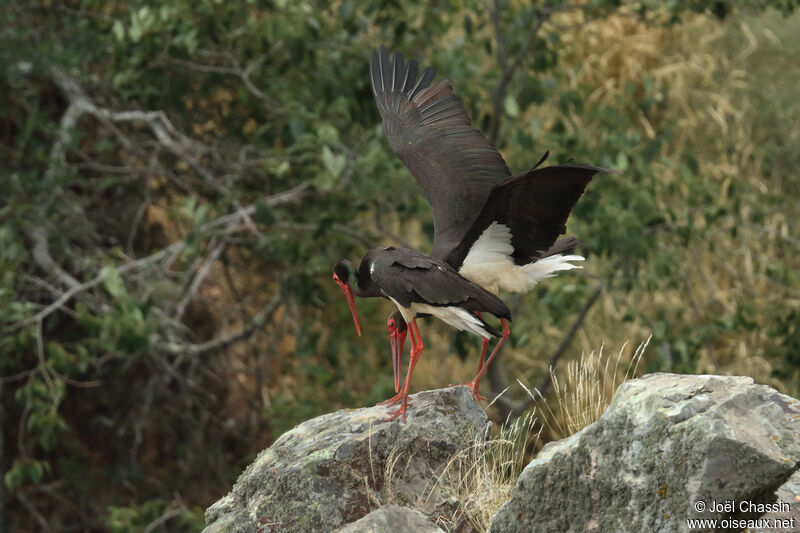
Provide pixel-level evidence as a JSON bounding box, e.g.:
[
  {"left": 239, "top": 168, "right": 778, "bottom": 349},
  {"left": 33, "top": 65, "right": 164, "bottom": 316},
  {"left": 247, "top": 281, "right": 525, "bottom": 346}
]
[
  {"left": 351, "top": 271, "right": 375, "bottom": 298},
  {"left": 352, "top": 260, "right": 382, "bottom": 298},
  {"left": 338, "top": 259, "right": 369, "bottom": 298}
]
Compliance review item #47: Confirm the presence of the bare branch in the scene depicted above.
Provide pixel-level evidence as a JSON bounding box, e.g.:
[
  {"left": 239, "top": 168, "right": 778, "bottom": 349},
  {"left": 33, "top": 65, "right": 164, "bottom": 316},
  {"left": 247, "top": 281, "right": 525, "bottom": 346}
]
[
  {"left": 126, "top": 191, "right": 151, "bottom": 255},
  {"left": 174, "top": 238, "right": 227, "bottom": 321},
  {"left": 143, "top": 504, "right": 188, "bottom": 533},
  {"left": 155, "top": 55, "right": 238, "bottom": 75},
  {"left": 160, "top": 288, "right": 283, "bottom": 356},
  {"left": 206, "top": 181, "right": 311, "bottom": 230},
  {"left": 26, "top": 227, "right": 81, "bottom": 290},
  {"left": 235, "top": 55, "right": 284, "bottom": 113},
  {"left": 48, "top": 66, "right": 214, "bottom": 182},
  {"left": 536, "top": 283, "right": 603, "bottom": 398},
  {"left": 747, "top": 223, "right": 800, "bottom": 248},
  {"left": 7, "top": 180, "right": 309, "bottom": 334},
  {"left": 485, "top": 3, "right": 591, "bottom": 145},
  {"left": 16, "top": 492, "right": 54, "bottom": 533},
  {"left": 35, "top": 321, "right": 56, "bottom": 392},
  {"left": 6, "top": 239, "right": 187, "bottom": 333},
  {"left": 484, "top": 0, "right": 507, "bottom": 66},
  {"left": 0, "top": 368, "right": 37, "bottom": 383},
  {"left": 487, "top": 7, "right": 549, "bottom": 145},
  {"left": 332, "top": 223, "right": 377, "bottom": 249},
  {"left": 373, "top": 208, "right": 411, "bottom": 249},
  {"left": 157, "top": 53, "right": 284, "bottom": 114},
  {"left": 487, "top": 283, "right": 603, "bottom": 418},
  {"left": 51, "top": 371, "right": 102, "bottom": 388}
]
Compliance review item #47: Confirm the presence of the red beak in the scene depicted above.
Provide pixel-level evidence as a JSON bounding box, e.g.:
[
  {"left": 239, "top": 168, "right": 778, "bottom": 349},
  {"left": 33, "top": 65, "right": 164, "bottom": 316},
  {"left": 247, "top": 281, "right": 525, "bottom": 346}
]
[
  {"left": 390, "top": 328, "right": 406, "bottom": 393},
  {"left": 338, "top": 282, "right": 361, "bottom": 336}
]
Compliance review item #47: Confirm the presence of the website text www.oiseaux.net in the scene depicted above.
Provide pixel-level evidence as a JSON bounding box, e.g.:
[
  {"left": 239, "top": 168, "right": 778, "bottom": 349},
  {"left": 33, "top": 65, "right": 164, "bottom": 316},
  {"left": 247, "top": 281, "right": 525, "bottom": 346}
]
[{"left": 686, "top": 499, "right": 795, "bottom": 531}]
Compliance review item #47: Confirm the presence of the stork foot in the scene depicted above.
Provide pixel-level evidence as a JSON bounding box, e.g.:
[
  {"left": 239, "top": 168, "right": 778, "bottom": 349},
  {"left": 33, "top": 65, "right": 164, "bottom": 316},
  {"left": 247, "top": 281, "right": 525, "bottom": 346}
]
[
  {"left": 383, "top": 402, "right": 410, "bottom": 422},
  {"left": 447, "top": 381, "right": 488, "bottom": 402},
  {"left": 376, "top": 391, "right": 411, "bottom": 407}
]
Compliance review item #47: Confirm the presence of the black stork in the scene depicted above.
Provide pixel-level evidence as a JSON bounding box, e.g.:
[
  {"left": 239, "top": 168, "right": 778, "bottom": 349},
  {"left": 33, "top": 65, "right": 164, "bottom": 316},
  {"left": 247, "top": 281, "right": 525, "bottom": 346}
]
[
  {"left": 332, "top": 248, "right": 511, "bottom": 422},
  {"left": 333, "top": 45, "right": 610, "bottom": 421},
  {"left": 385, "top": 235, "right": 586, "bottom": 400},
  {"left": 385, "top": 237, "right": 583, "bottom": 397}
]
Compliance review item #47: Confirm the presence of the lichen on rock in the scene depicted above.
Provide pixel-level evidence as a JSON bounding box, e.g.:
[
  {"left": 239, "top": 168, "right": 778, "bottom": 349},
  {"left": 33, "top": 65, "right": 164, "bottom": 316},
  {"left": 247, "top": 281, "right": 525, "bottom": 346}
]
[
  {"left": 488, "top": 373, "right": 800, "bottom": 533},
  {"left": 203, "top": 386, "right": 489, "bottom": 533}
]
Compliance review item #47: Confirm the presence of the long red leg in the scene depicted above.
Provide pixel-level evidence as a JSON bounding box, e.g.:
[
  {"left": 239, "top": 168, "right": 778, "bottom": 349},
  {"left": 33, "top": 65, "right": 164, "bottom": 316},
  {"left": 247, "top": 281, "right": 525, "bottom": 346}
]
[
  {"left": 384, "top": 318, "right": 424, "bottom": 422},
  {"left": 375, "top": 326, "right": 417, "bottom": 405},
  {"left": 377, "top": 322, "right": 416, "bottom": 407},
  {"left": 465, "top": 319, "right": 510, "bottom": 401},
  {"left": 473, "top": 312, "right": 488, "bottom": 374},
  {"left": 448, "top": 312, "right": 490, "bottom": 400},
  {"left": 448, "top": 337, "right": 489, "bottom": 400}
]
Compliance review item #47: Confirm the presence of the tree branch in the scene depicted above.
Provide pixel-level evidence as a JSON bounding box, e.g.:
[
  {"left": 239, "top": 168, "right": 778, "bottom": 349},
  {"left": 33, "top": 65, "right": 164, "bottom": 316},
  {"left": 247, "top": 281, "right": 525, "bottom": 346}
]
[
  {"left": 26, "top": 227, "right": 81, "bottom": 290},
  {"left": 48, "top": 66, "right": 214, "bottom": 181},
  {"left": 536, "top": 283, "right": 603, "bottom": 398},
  {"left": 487, "top": 283, "right": 603, "bottom": 418},
  {"left": 16, "top": 492, "right": 54, "bottom": 533},
  {"left": 174, "top": 238, "right": 227, "bottom": 321},
  {"left": 6, "top": 179, "right": 309, "bottom": 334},
  {"left": 143, "top": 504, "right": 188, "bottom": 533},
  {"left": 487, "top": 7, "right": 549, "bottom": 145},
  {"left": 156, "top": 53, "right": 284, "bottom": 114},
  {"left": 485, "top": 3, "right": 590, "bottom": 145},
  {"left": 159, "top": 288, "right": 283, "bottom": 356}
]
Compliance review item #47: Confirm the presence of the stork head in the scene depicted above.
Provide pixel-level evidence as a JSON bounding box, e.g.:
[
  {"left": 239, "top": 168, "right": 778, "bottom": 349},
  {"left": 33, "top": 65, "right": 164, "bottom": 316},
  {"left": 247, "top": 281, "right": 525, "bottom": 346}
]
[
  {"left": 332, "top": 259, "right": 361, "bottom": 336},
  {"left": 387, "top": 311, "right": 407, "bottom": 393}
]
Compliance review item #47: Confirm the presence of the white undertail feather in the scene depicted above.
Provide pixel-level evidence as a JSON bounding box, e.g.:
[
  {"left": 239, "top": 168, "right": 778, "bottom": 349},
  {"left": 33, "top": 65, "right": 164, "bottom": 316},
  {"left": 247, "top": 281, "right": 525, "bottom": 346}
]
[
  {"left": 459, "top": 222, "right": 584, "bottom": 294},
  {"left": 386, "top": 296, "right": 494, "bottom": 339},
  {"left": 412, "top": 303, "right": 494, "bottom": 339}
]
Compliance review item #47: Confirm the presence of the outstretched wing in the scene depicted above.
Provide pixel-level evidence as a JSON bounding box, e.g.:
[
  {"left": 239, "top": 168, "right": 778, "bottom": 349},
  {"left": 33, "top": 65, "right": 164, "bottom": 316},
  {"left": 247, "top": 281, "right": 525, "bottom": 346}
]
[
  {"left": 370, "top": 45, "right": 511, "bottom": 260},
  {"left": 445, "top": 162, "right": 612, "bottom": 268}
]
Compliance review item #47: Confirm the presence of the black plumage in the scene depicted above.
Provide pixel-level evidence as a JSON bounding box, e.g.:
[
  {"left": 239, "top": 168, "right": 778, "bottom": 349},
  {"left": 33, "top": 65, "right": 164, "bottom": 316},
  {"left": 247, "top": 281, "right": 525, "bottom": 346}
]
[
  {"left": 333, "top": 45, "right": 613, "bottom": 422},
  {"left": 370, "top": 45, "right": 512, "bottom": 261},
  {"left": 363, "top": 247, "right": 509, "bottom": 333},
  {"left": 332, "top": 246, "right": 512, "bottom": 422},
  {"left": 446, "top": 157, "right": 609, "bottom": 267},
  {"left": 370, "top": 46, "right": 611, "bottom": 271}
]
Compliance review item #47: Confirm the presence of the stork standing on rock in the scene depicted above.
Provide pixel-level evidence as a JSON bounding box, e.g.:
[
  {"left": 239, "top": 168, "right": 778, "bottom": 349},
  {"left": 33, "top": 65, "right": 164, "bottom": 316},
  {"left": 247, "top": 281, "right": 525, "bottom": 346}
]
[
  {"left": 386, "top": 236, "right": 586, "bottom": 400},
  {"left": 333, "top": 45, "right": 610, "bottom": 421}
]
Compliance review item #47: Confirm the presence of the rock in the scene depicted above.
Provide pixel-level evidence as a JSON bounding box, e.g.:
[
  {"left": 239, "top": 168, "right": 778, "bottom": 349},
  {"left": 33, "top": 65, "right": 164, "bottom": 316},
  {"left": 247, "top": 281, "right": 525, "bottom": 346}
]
[
  {"left": 488, "top": 373, "right": 800, "bottom": 533},
  {"left": 333, "top": 504, "right": 445, "bottom": 533},
  {"left": 752, "top": 470, "right": 800, "bottom": 532},
  {"left": 204, "top": 386, "right": 489, "bottom": 533}
]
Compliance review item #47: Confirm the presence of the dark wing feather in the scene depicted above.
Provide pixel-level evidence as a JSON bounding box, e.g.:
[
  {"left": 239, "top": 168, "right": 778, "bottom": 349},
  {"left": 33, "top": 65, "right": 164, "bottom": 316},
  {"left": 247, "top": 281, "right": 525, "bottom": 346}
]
[
  {"left": 370, "top": 45, "right": 511, "bottom": 260},
  {"left": 370, "top": 248, "right": 511, "bottom": 321},
  {"left": 544, "top": 236, "right": 581, "bottom": 257},
  {"left": 445, "top": 164, "right": 613, "bottom": 268}
]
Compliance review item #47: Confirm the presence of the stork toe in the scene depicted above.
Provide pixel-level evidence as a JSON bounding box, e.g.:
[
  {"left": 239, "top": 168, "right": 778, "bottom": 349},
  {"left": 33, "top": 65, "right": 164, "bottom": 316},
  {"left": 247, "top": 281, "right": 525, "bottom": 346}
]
[
  {"left": 383, "top": 403, "right": 410, "bottom": 423},
  {"left": 376, "top": 392, "right": 411, "bottom": 407}
]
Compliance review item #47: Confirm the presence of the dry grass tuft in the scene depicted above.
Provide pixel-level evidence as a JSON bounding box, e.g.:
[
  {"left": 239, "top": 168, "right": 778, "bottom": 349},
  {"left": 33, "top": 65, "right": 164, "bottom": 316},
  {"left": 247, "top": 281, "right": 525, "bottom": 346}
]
[
  {"left": 370, "top": 338, "right": 649, "bottom": 532},
  {"left": 424, "top": 412, "right": 542, "bottom": 532},
  {"left": 526, "top": 337, "right": 650, "bottom": 442},
  {"left": 364, "top": 405, "right": 541, "bottom": 532}
]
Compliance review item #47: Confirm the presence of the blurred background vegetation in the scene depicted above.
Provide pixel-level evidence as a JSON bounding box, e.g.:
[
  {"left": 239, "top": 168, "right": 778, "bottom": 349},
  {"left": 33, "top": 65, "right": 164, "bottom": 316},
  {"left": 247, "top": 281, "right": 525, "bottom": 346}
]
[{"left": 2, "top": 0, "right": 799, "bottom": 531}]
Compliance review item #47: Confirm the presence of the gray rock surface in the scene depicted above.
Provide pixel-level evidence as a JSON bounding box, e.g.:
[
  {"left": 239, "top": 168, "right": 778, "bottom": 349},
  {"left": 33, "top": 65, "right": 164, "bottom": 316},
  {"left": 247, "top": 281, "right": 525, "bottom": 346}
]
[
  {"left": 488, "top": 373, "right": 800, "bottom": 533},
  {"left": 752, "top": 469, "right": 800, "bottom": 532},
  {"left": 333, "top": 504, "right": 445, "bottom": 533},
  {"left": 204, "top": 386, "right": 489, "bottom": 533}
]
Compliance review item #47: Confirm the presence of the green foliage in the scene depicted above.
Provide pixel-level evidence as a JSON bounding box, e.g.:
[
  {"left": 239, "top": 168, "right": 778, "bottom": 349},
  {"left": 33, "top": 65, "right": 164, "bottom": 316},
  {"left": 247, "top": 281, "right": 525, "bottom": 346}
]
[
  {"left": 106, "top": 500, "right": 204, "bottom": 533},
  {"left": 4, "top": 458, "right": 52, "bottom": 491}
]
